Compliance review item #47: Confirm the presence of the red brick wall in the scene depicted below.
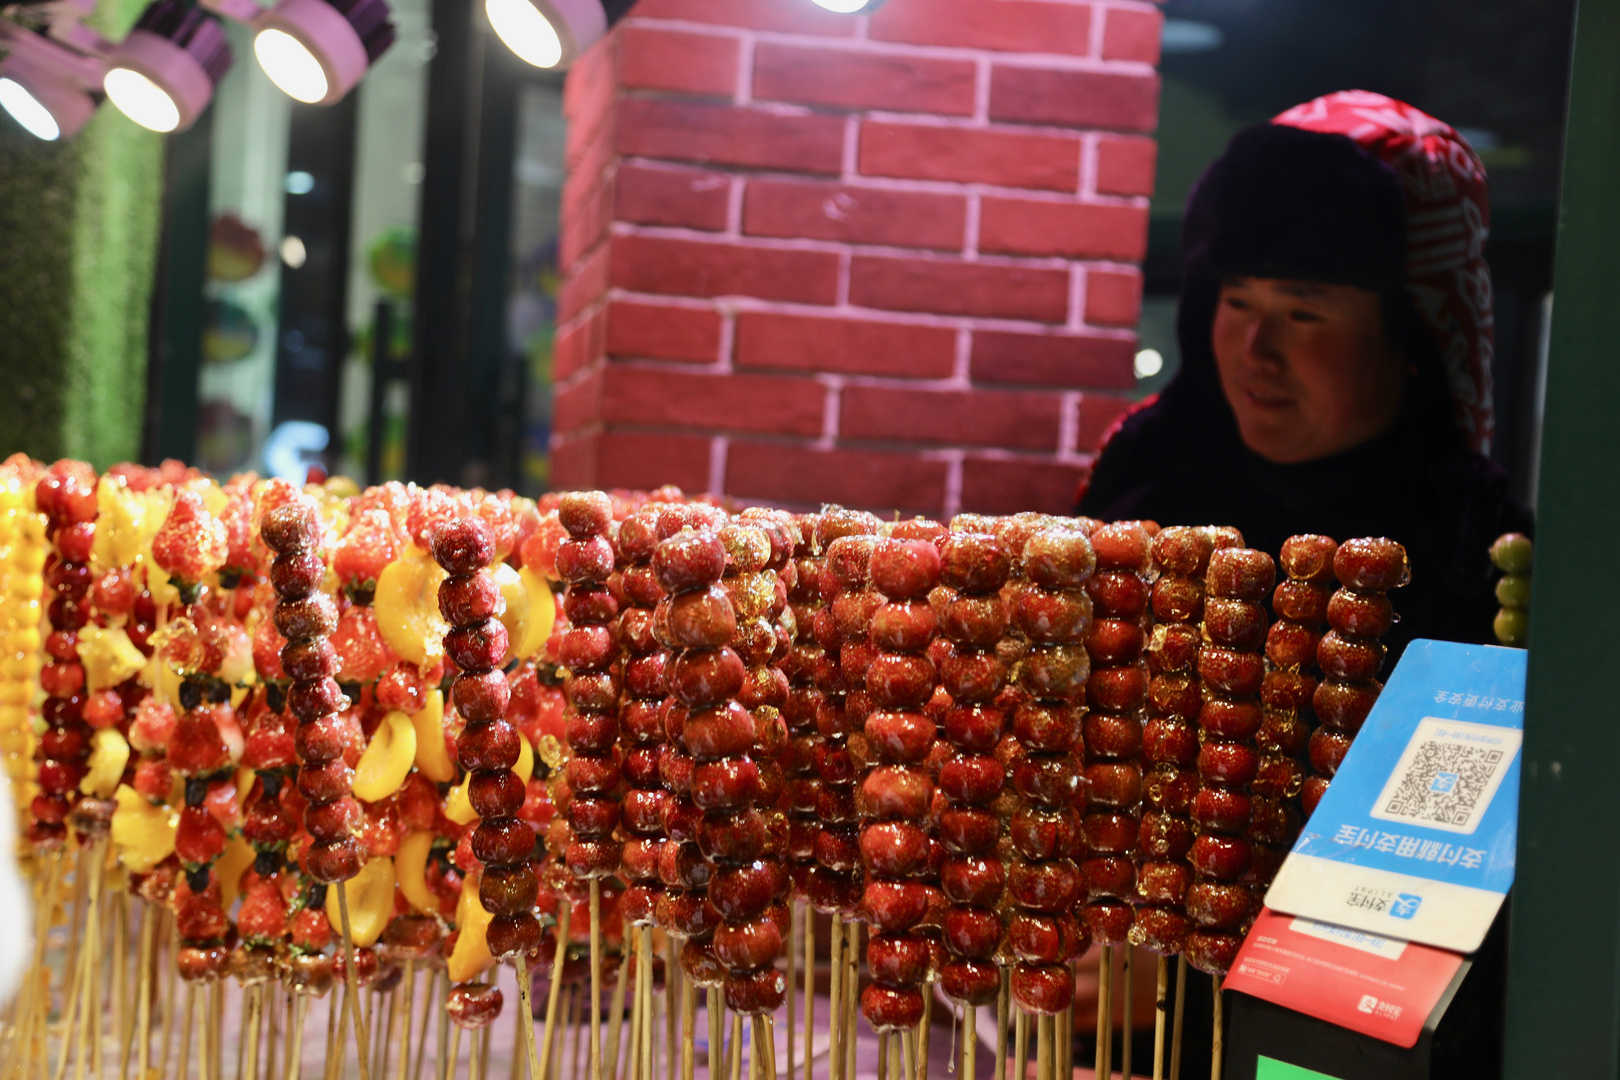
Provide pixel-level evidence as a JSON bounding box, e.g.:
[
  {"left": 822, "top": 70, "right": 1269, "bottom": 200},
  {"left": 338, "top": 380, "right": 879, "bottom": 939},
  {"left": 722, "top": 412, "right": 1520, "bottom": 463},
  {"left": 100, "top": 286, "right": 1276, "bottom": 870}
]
[{"left": 554, "top": 0, "right": 1161, "bottom": 517}]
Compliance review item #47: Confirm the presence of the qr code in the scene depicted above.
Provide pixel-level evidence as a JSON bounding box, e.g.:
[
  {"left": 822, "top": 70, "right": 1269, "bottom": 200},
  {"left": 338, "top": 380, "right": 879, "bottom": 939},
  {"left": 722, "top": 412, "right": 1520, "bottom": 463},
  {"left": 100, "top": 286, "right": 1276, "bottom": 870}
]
[{"left": 1369, "top": 717, "right": 1522, "bottom": 835}]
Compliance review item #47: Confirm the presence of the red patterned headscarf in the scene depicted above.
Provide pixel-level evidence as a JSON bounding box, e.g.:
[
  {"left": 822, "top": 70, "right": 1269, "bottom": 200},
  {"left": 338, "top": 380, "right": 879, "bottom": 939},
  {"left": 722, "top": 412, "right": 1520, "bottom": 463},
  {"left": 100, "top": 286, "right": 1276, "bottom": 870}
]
[{"left": 1273, "top": 91, "right": 1494, "bottom": 454}]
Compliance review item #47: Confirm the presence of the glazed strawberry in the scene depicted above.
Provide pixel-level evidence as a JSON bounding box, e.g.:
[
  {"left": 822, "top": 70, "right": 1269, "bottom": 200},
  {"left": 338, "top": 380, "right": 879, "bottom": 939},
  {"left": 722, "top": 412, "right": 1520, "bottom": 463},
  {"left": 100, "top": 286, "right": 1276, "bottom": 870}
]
[
  {"left": 330, "top": 605, "right": 396, "bottom": 684},
  {"left": 333, "top": 508, "right": 398, "bottom": 596},
  {"left": 153, "top": 489, "right": 229, "bottom": 589}
]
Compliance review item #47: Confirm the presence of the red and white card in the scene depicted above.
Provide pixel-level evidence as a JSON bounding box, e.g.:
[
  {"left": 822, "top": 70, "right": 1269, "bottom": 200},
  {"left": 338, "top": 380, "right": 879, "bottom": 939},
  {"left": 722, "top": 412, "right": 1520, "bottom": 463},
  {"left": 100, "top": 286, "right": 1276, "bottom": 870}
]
[{"left": 1224, "top": 907, "right": 1466, "bottom": 1048}]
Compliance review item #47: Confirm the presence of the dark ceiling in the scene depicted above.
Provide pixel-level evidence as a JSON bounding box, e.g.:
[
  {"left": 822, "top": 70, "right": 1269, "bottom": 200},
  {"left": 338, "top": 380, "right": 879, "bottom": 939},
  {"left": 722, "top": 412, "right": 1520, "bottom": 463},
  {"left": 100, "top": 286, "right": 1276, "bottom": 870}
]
[{"left": 1154, "top": 0, "right": 1576, "bottom": 214}]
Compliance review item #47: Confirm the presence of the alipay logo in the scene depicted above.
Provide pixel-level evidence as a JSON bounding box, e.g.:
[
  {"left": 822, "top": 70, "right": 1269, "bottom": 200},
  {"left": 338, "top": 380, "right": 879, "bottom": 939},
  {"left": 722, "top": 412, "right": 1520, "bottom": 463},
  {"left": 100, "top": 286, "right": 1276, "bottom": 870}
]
[
  {"left": 1390, "top": 893, "right": 1423, "bottom": 919},
  {"left": 1357, "top": 995, "right": 1379, "bottom": 1014}
]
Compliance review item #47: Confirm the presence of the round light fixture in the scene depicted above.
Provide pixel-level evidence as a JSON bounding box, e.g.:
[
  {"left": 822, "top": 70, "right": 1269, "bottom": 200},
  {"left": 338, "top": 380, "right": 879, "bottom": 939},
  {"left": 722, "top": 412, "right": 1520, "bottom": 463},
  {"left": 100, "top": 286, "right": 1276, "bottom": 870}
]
[
  {"left": 253, "top": 0, "right": 395, "bottom": 106},
  {"left": 808, "top": 0, "right": 889, "bottom": 12},
  {"left": 485, "top": 0, "right": 608, "bottom": 70},
  {"left": 0, "top": 78, "right": 61, "bottom": 140},
  {"left": 0, "top": 47, "right": 99, "bottom": 141},
  {"left": 102, "top": 1, "right": 233, "bottom": 133}
]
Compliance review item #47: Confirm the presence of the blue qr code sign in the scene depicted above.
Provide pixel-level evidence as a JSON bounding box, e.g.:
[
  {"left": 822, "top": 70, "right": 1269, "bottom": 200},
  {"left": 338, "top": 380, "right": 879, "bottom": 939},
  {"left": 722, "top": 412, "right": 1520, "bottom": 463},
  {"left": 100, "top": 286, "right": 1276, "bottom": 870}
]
[
  {"left": 1430, "top": 772, "right": 1459, "bottom": 794},
  {"left": 1391, "top": 894, "right": 1423, "bottom": 919}
]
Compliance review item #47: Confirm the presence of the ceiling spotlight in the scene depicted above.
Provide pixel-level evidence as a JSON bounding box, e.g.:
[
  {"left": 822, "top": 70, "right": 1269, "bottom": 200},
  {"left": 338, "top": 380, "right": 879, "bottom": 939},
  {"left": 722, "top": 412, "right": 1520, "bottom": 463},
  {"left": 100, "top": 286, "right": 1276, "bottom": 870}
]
[
  {"left": 486, "top": 0, "right": 634, "bottom": 71},
  {"left": 807, "top": 0, "right": 889, "bottom": 12},
  {"left": 102, "top": 0, "right": 233, "bottom": 132},
  {"left": 0, "top": 23, "right": 103, "bottom": 140},
  {"left": 249, "top": 0, "right": 396, "bottom": 105}
]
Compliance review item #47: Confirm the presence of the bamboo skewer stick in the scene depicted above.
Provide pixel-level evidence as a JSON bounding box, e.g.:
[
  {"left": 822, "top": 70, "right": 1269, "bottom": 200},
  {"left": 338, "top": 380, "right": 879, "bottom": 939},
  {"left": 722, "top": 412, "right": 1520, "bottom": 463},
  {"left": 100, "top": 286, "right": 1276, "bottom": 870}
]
[
  {"left": 244, "top": 986, "right": 263, "bottom": 1080},
  {"left": 1152, "top": 958, "right": 1168, "bottom": 1080},
  {"left": 828, "top": 923, "right": 844, "bottom": 1080},
  {"left": 763, "top": 1017, "right": 778, "bottom": 1080},
  {"left": 267, "top": 985, "right": 284, "bottom": 1080},
  {"left": 1210, "top": 977, "right": 1223, "bottom": 1080},
  {"left": 1121, "top": 948, "right": 1134, "bottom": 1080},
  {"left": 590, "top": 880, "right": 604, "bottom": 1080},
  {"left": 843, "top": 924, "right": 857, "bottom": 1080},
  {"left": 336, "top": 884, "right": 374, "bottom": 1080},
  {"left": 396, "top": 962, "right": 417, "bottom": 1080},
  {"left": 680, "top": 972, "right": 697, "bottom": 1080},
  {"left": 1013, "top": 1009, "right": 1028, "bottom": 1080},
  {"left": 902, "top": 1023, "right": 917, "bottom": 1080},
  {"left": 708, "top": 989, "right": 723, "bottom": 1080},
  {"left": 727, "top": 1010, "right": 742, "bottom": 1080},
  {"left": 919, "top": 989, "right": 932, "bottom": 1080},
  {"left": 536, "top": 905, "right": 571, "bottom": 1080},
  {"left": 568, "top": 987, "right": 584, "bottom": 1080},
  {"left": 995, "top": 968, "right": 1009, "bottom": 1080},
  {"left": 448, "top": 1023, "right": 465, "bottom": 1080},
  {"left": 515, "top": 953, "right": 545, "bottom": 1080},
  {"left": 666, "top": 938, "right": 679, "bottom": 1080},
  {"left": 113, "top": 893, "right": 128, "bottom": 1080},
  {"left": 160, "top": 918, "right": 181, "bottom": 1080},
  {"left": 801, "top": 912, "right": 814, "bottom": 1080},
  {"left": 1095, "top": 948, "right": 1113, "bottom": 1080},
  {"left": 604, "top": 942, "right": 629, "bottom": 1080},
  {"left": 785, "top": 906, "right": 797, "bottom": 1080},
  {"left": 636, "top": 928, "right": 653, "bottom": 1080},
  {"left": 284, "top": 994, "right": 308, "bottom": 1080},
  {"left": 177, "top": 986, "right": 197, "bottom": 1080},
  {"left": 959, "top": 1003, "right": 972, "bottom": 1080},
  {"left": 1169, "top": 958, "right": 1187, "bottom": 1080},
  {"left": 1034, "top": 1015, "right": 1050, "bottom": 1080},
  {"left": 130, "top": 903, "right": 156, "bottom": 1080},
  {"left": 417, "top": 971, "right": 442, "bottom": 1080},
  {"left": 877, "top": 1031, "right": 889, "bottom": 1080}
]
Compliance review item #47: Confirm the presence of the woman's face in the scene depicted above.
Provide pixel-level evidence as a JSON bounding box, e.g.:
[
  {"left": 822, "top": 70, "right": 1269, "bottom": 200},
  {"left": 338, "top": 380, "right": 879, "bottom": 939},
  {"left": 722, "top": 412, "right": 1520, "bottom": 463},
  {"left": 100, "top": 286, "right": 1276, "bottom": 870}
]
[{"left": 1211, "top": 276, "right": 1407, "bottom": 464}]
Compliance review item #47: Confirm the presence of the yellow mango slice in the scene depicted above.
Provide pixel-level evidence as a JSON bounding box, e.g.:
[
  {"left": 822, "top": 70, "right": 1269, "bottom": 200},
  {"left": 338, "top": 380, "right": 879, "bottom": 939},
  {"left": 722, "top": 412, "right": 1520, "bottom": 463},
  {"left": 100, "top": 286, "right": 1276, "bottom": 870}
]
[
  {"left": 354, "top": 709, "right": 418, "bottom": 802},
  {"left": 110, "top": 785, "right": 177, "bottom": 874},
  {"left": 396, "top": 830, "right": 438, "bottom": 915},
  {"left": 410, "top": 689, "right": 454, "bottom": 784},
  {"left": 77, "top": 626, "right": 147, "bottom": 693},
  {"left": 444, "top": 775, "right": 477, "bottom": 826},
  {"left": 90, "top": 478, "right": 153, "bottom": 574},
  {"left": 492, "top": 563, "right": 522, "bottom": 664},
  {"left": 374, "top": 546, "right": 449, "bottom": 667},
  {"left": 447, "top": 873, "right": 495, "bottom": 984},
  {"left": 218, "top": 835, "right": 256, "bottom": 908},
  {"left": 516, "top": 730, "right": 533, "bottom": 784},
  {"left": 513, "top": 568, "right": 555, "bottom": 662},
  {"left": 80, "top": 729, "right": 130, "bottom": 799},
  {"left": 326, "top": 857, "right": 397, "bottom": 949}
]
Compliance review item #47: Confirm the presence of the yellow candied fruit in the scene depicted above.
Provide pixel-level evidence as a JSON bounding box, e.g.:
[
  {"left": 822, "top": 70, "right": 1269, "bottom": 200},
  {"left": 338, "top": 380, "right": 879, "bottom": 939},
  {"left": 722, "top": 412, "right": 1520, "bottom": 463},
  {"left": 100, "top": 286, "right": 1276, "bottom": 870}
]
[
  {"left": 353, "top": 709, "right": 417, "bottom": 802},
  {"left": 374, "top": 545, "right": 449, "bottom": 668},
  {"left": 410, "top": 689, "right": 455, "bottom": 784},
  {"left": 78, "top": 626, "right": 147, "bottom": 692},
  {"left": 396, "top": 830, "right": 438, "bottom": 916},
  {"left": 90, "top": 477, "right": 155, "bottom": 574},
  {"left": 80, "top": 728, "right": 130, "bottom": 799},
  {"left": 325, "top": 856, "right": 396, "bottom": 949},
  {"left": 218, "top": 835, "right": 256, "bottom": 908},
  {"left": 444, "top": 775, "right": 476, "bottom": 827},
  {"left": 111, "top": 784, "right": 177, "bottom": 874},
  {"left": 0, "top": 683, "right": 29, "bottom": 707},
  {"left": 447, "top": 872, "right": 495, "bottom": 983}
]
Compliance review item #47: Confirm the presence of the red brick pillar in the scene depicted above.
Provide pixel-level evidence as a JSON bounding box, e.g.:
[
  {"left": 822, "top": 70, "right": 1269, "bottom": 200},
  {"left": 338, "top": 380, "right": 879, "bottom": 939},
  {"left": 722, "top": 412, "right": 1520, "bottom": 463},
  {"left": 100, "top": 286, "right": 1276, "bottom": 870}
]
[{"left": 554, "top": 0, "right": 1161, "bottom": 516}]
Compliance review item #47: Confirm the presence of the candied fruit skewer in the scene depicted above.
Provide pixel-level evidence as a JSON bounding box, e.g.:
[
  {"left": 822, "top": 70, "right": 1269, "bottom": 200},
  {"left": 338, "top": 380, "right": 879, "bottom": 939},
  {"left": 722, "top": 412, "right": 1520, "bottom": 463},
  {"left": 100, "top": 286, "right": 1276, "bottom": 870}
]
[
  {"left": 262, "top": 495, "right": 377, "bottom": 1075},
  {"left": 807, "top": 509, "right": 882, "bottom": 924},
  {"left": 1254, "top": 535, "right": 1336, "bottom": 882},
  {"left": 649, "top": 503, "right": 733, "bottom": 1072},
  {"left": 32, "top": 463, "right": 101, "bottom": 851},
  {"left": 780, "top": 514, "right": 826, "bottom": 907},
  {"left": 1133, "top": 526, "right": 1217, "bottom": 959},
  {"left": 614, "top": 507, "right": 670, "bottom": 932},
  {"left": 1080, "top": 522, "right": 1152, "bottom": 951},
  {"left": 556, "top": 491, "right": 628, "bottom": 1080},
  {"left": 0, "top": 480, "right": 48, "bottom": 836},
  {"left": 936, "top": 530, "right": 1014, "bottom": 1017},
  {"left": 153, "top": 485, "right": 247, "bottom": 985},
  {"left": 1186, "top": 547, "right": 1275, "bottom": 977},
  {"left": 1490, "top": 533, "right": 1532, "bottom": 647},
  {"left": 703, "top": 519, "right": 786, "bottom": 1019},
  {"left": 1006, "top": 525, "right": 1096, "bottom": 1019},
  {"left": 610, "top": 505, "right": 669, "bottom": 1080},
  {"left": 1305, "top": 538, "right": 1410, "bottom": 816},
  {"left": 434, "top": 513, "right": 547, "bottom": 1054},
  {"left": 856, "top": 534, "right": 944, "bottom": 1035}
]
